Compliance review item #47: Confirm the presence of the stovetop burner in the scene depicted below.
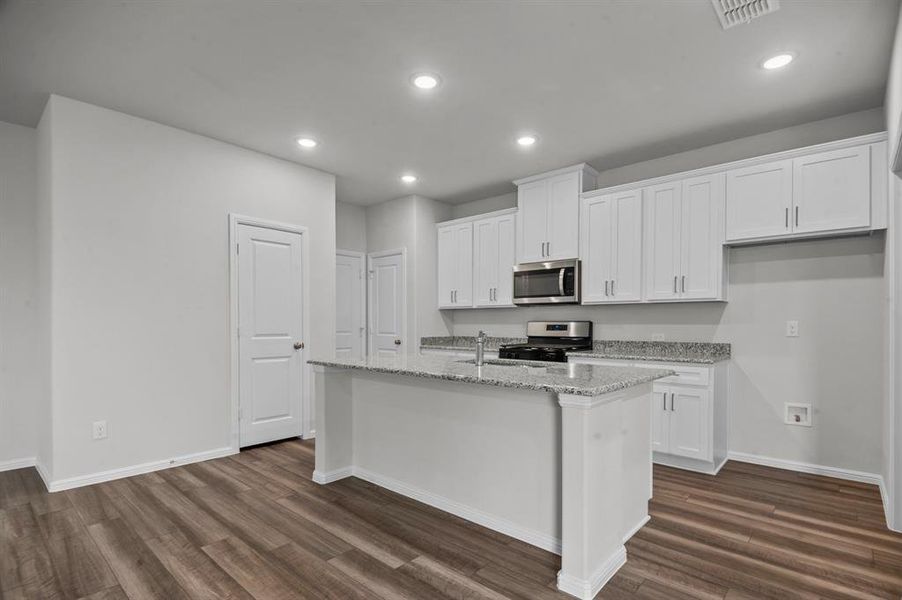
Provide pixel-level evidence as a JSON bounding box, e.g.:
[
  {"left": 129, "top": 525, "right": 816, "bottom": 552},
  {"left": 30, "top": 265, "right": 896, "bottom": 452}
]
[{"left": 497, "top": 321, "right": 592, "bottom": 363}]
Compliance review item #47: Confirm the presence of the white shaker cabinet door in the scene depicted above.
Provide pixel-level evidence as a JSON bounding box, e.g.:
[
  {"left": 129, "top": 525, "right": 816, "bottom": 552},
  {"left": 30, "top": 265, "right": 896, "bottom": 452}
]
[
  {"left": 644, "top": 182, "right": 681, "bottom": 301},
  {"left": 580, "top": 194, "right": 614, "bottom": 303},
  {"left": 680, "top": 174, "right": 724, "bottom": 300},
  {"left": 437, "top": 225, "right": 457, "bottom": 308},
  {"left": 454, "top": 223, "right": 473, "bottom": 307},
  {"left": 651, "top": 385, "right": 670, "bottom": 453},
  {"left": 517, "top": 180, "right": 549, "bottom": 263},
  {"left": 546, "top": 171, "right": 580, "bottom": 260},
  {"left": 668, "top": 387, "right": 711, "bottom": 461},
  {"left": 473, "top": 218, "right": 497, "bottom": 307},
  {"left": 725, "top": 159, "right": 792, "bottom": 242},
  {"left": 611, "top": 189, "right": 642, "bottom": 302},
  {"left": 792, "top": 146, "right": 870, "bottom": 234},
  {"left": 494, "top": 213, "right": 516, "bottom": 306}
]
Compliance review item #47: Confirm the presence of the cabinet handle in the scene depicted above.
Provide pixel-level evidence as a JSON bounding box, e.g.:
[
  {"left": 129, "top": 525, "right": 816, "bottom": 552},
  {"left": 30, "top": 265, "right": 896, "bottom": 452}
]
[
  {"left": 681, "top": 275, "right": 685, "bottom": 293},
  {"left": 611, "top": 279, "right": 615, "bottom": 296},
  {"left": 673, "top": 275, "right": 677, "bottom": 294},
  {"left": 663, "top": 393, "right": 667, "bottom": 411},
  {"left": 450, "top": 291, "right": 453, "bottom": 304},
  {"left": 795, "top": 206, "right": 799, "bottom": 227},
  {"left": 454, "top": 290, "right": 457, "bottom": 303},
  {"left": 605, "top": 280, "right": 609, "bottom": 296},
  {"left": 546, "top": 242, "right": 550, "bottom": 257},
  {"left": 785, "top": 207, "right": 789, "bottom": 229},
  {"left": 671, "top": 393, "right": 676, "bottom": 412},
  {"left": 492, "top": 288, "right": 495, "bottom": 301}
]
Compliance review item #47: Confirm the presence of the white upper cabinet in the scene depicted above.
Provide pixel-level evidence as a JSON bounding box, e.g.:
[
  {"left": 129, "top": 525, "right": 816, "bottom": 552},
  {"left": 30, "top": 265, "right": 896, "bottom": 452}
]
[
  {"left": 680, "top": 174, "right": 725, "bottom": 300},
  {"left": 437, "top": 222, "right": 473, "bottom": 309},
  {"left": 473, "top": 212, "right": 516, "bottom": 307},
  {"left": 725, "top": 138, "right": 884, "bottom": 244},
  {"left": 515, "top": 164, "right": 598, "bottom": 263},
  {"left": 725, "top": 159, "right": 792, "bottom": 242},
  {"left": 581, "top": 188, "right": 642, "bottom": 304},
  {"left": 792, "top": 146, "right": 870, "bottom": 234},
  {"left": 644, "top": 181, "right": 683, "bottom": 301},
  {"left": 643, "top": 175, "right": 725, "bottom": 302}
]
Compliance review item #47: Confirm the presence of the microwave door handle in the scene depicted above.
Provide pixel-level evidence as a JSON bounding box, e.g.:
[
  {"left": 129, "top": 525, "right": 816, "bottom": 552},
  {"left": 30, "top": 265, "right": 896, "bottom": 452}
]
[{"left": 559, "top": 268, "right": 566, "bottom": 297}]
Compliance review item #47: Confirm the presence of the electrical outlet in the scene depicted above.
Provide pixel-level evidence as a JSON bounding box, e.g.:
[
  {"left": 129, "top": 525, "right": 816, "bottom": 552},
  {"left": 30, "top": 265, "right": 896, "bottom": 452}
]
[
  {"left": 92, "top": 420, "right": 108, "bottom": 440},
  {"left": 786, "top": 320, "right": 799, "bottom": 337}
]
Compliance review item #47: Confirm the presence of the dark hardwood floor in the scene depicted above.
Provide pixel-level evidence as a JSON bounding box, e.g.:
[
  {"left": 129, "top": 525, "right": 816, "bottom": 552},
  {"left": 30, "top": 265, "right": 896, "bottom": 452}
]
[{"left": 1, "top": 439, "right": 901, "bottom": 599}]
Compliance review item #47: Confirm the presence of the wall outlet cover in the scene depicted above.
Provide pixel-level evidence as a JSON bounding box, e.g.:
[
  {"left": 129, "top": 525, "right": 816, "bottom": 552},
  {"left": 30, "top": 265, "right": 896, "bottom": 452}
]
[
  {"left": 92, "top": 420, "right": 108, "bottom": 440},
  {"left": 784, "top": 403, "right": 811, "bottom": 427}
]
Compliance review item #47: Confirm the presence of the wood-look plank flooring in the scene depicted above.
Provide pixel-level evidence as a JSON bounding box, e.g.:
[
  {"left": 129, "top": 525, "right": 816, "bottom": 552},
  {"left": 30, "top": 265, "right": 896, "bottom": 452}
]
[{"left": 1, "top": 439, "right": 901, "bottom": 599}]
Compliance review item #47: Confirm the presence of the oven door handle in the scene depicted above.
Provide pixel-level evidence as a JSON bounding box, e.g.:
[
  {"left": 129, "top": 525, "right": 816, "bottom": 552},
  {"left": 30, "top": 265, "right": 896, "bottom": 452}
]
[{"left": 558, "top": 268, "right": 566, "bottom": 297}]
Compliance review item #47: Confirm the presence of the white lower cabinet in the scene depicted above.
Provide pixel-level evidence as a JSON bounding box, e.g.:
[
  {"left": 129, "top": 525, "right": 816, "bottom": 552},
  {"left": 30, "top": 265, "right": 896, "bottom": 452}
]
[{"left": 570, "top": 356, "right": 729, "bottom": 475}]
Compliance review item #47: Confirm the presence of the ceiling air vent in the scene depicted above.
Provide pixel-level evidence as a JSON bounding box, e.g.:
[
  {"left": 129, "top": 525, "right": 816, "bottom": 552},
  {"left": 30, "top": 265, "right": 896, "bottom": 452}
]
[{"left": 711, "top": 0, "right": 780, "bottom": 29}]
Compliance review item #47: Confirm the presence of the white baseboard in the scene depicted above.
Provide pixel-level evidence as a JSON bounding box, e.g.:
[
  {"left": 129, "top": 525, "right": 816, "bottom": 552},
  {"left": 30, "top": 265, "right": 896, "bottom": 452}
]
[
  {"left": 312, "top": 467, "right": 353, "bottom": 484},
  {"left": 0, "top": 456, "right": 36, "bottom": 473},
  {"left": 727, "top": 451, "right": 893, "bottom": 530},
  {"left": 623, "top": 515, "right": 650, "bottom": 544},
  {"left": 323, "top": 465, "right": 562, "bottom": 555},
  {"left": 653, "top": 452, "right": 725, "bottom": 475},
  {"left": 45, "top": 446, "right": 237, "bottom": 493},
  {"left": 726, "top": 451, "right": 884, "bottom": 486},
  {"left": 557, "top": 545, "right": 627, "bottom": 600}
]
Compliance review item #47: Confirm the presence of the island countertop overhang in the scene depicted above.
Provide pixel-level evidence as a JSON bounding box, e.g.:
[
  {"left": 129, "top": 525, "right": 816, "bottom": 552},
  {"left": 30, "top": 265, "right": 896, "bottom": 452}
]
[{"left": 308, "top": 354, "right": 673, "bottom": 397}]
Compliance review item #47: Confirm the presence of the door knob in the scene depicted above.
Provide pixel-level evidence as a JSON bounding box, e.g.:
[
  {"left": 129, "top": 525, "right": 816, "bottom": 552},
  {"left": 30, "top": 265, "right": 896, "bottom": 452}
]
[
  {"left": 394, "top": 339, "right": 402, "bottom": 345},
  {"left": 294, "top": 342, "right": 305, "bottom": 350}
]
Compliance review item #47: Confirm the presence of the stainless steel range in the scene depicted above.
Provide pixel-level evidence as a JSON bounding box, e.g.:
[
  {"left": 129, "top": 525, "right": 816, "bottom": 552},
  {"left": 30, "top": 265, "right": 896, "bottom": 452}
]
[{"left": 498, "top": 320, "right": 592, "bottom": 363}]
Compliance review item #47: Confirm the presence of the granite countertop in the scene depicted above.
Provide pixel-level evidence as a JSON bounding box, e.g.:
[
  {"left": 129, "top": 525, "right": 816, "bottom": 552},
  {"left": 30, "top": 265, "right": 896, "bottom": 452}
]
[
  {"left": 308, "top": 354, "right": 672, "bottom": 397},
  {"left": 420, "top": 337, "right": 730, "bottom": 364}
]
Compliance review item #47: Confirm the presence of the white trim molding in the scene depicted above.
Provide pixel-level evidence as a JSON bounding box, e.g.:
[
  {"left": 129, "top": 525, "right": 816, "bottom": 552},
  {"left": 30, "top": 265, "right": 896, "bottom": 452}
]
[
  {"left": 622, "top": 515, "right": 650, "bottom": 544},
  {"left": 727, "top": 451, "right": 885, "bottom": 486},
  {"left": 556, "top": 546, "right": 627, "bottom": 600},
  {"left": 45, "top": 446, "right": 236, "bottom": 493},
  {"left": 312, "top": 467, "right": 353, "bottom": 484},
  {"left": 0, "top": 456, "right": 36, "bottom": 473}
]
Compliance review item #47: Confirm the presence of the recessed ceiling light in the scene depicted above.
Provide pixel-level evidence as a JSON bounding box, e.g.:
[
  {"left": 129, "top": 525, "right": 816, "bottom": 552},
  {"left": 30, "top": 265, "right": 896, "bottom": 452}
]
[
  {"left": 761, "top": 53, "right": 794, "bottom": 70},
  {"left": 411, "top": 73, "right": 440, "bottom": 90},
  {"left": 401, "top": 174, "right": 418, "bottom": 184},
  {"left": 296, "top": 137, "right": 318, "bottom": 148},
  {"left": 517, "top": 135, "right": 538, "bottom": 147}
]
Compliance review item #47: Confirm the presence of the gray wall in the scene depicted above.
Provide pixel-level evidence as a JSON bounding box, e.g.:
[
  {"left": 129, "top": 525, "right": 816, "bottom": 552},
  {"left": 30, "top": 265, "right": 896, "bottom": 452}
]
[
  {"left": 443, "top": 108, "right": 889, "bottom": 476},
  {"left": 0, "top": 120, "right": 39, "bottom": 467},
  {"left": 336, "top": 200, "right": 367, "bottom": 253}
]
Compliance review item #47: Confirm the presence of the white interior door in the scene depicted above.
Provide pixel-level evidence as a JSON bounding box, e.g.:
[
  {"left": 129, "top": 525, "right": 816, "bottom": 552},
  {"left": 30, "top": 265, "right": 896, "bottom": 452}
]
[
  {"left": 335, "top": 251, "right": 365, "bottom": 360},
  {"left": 368, "top": 251, "right": 405, "bottom": 357},
  {"left": 238, "top": 224, "right": 304, "bottom": 447}
]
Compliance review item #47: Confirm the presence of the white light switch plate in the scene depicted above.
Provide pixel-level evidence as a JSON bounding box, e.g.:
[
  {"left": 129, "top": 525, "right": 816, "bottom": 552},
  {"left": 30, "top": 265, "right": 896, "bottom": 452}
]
[{"left": 786, "top": 320, "right": 799, "bottom": 337}]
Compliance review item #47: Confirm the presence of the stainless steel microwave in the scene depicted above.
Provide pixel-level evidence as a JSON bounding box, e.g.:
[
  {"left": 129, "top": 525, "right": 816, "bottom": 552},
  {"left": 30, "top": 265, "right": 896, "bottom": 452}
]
[{"left": 512, "top": 259, "right": 581, "bottom": 305}]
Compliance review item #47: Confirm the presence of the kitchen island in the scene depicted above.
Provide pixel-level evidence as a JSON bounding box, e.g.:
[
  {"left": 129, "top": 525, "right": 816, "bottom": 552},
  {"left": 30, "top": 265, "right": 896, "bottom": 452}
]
[{"left": 308, "top": 354, "right": 671, "bottom": 600}]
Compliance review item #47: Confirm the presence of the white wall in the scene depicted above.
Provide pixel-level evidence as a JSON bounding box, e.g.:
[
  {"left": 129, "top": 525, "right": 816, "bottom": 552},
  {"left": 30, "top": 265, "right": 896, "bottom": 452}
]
[
  {"left": 36, "top": 101, "right": 53, "bottom": 477},
  {"left": 336, "top": 200, "right": 367, "bottom": 253},
  {"left": 445, "top": 110, "right": 889, "bottom": 477},
  {"left": 41, "top": 95, "right": 336, "bottom": 483},
  {"left": 0, "top": 121, "right": 39, "bottom": 468}
]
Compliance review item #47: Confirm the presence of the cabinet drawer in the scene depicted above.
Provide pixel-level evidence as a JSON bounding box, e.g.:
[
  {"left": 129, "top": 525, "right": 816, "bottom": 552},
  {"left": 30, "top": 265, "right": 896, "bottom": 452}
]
[{"left": 641, "top": 363, "right": 710, "bottom": 386}]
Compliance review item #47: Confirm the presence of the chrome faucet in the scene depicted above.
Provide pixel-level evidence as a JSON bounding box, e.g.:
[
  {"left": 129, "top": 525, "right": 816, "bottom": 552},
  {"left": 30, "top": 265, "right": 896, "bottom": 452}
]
[{"left": 475, "top": 330, "right": 487, "bottom": 366}]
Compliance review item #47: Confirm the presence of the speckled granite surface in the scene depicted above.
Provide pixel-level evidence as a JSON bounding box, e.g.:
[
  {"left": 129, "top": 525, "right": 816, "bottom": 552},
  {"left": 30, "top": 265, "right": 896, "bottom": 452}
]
[
  {"left": 419, "top": 336, "right": 527, "bottom": 351},
  {"left": 309, "top": 354, "right": 672, "bottom": 397},
  {"left": 569, "top": 341, "right": 731, "bottom": 364},
  {"left": 420, "top": 337, "right": 730, "bottom": 364}
]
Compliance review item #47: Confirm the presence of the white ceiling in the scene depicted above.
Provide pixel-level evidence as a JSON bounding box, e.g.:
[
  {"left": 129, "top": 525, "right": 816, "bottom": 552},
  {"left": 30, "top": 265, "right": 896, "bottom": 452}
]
[{"left": 0, "top": 0, "right": 897, "bottom": 205}]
